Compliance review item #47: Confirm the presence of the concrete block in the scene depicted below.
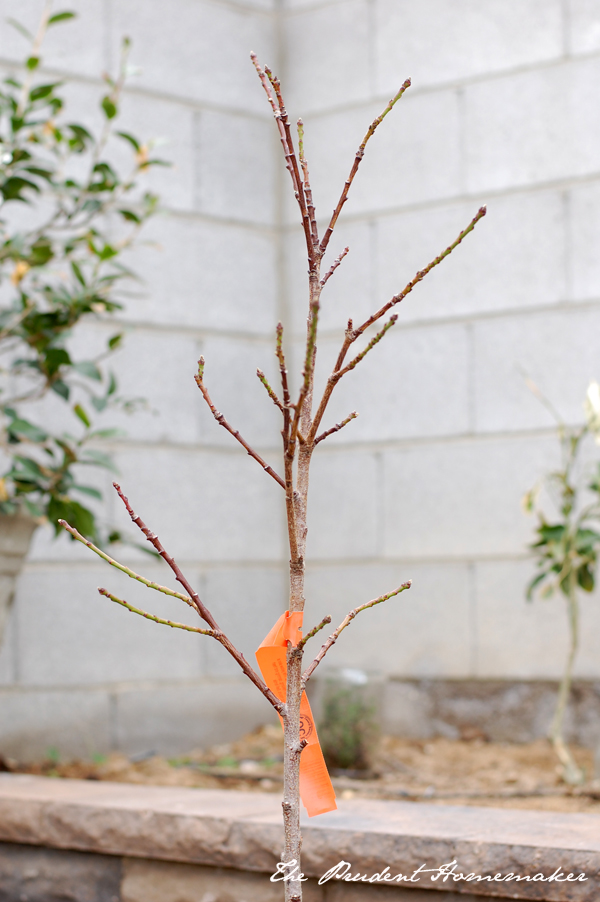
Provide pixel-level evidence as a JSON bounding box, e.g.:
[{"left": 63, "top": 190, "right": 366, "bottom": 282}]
[
  {"left": 15, "top": 564, "right": 204, "bottom": 686},
  {"left": 302, "top": 560, "right": 471, "bottom": 678},
  {"left": 382, "top": 434, "right": 559, "bottom": 559},
  {"left": 570, "top": 179, "right": 600, "bottom": 301},
  {"left": 202, "top": 565, "right": 286, "bottom": 677},
  {"left": 287, "top": 89, "right": 461, "bottom": 224},
  {"left": 286, "top": 219, "right": 375, "bottom": 337},
  {"left": 382, "top": 681, "right": 434, "bottom": 738},
  {"left": 305, "top": 448, "right": 379, "bottom": 560},
  {"left": 113, "top": 445, "right": 286, "bottom": 562},
  {"left": 122, "top": 858, "right": 324, "bottom": 902},
  {"left": 0, "top": 0, "right": 106, "bottom": 78},
  {"left": 197, "top": 110, "right": 276, "bottom": 225},
  {"left": 110, "top": 0, "right": 275, "bottom": 114},
  {"left": 196, "top": 333, "right": 283, "bottom": 449},
  {"left": 568, "top": 0, "right": 600, "bottom": 54},
  {"left": 114, "top": 92, "right": 197, "bottom": 214},
  {"left": 475, "top": 559, "right": 600, "bottom": 680},
  {"left": 114, "top": 677, "right": 275, "bottom": 755},
  {"left": 283, "top": 0, "right": 371, "bottom": 115},
  {"left": 0, "top": 843, "right": 122, "bottom": 902},
  {"left": 0, "top": 687, "right": 111, "bottom": 760},
  {"left": 375, "top": 0, "right": 563, "bottom": 95},
  {"left": 121, "top": 214, "right": 277, "bottom": 334},
  {"left": 0, "top": 606, "right": 16, "bottom": 686},
  {"left": 473, "top": 306, "right": 600, "bottom": 434},
  {"left": 375, "top": 190, "right": 565, "bottom": 325},
  {"left": 313, "top": 320, "right": 470, "bottom": 443},
  {"left": 465, "top": 56, "right": 600, "bottom": 193}
]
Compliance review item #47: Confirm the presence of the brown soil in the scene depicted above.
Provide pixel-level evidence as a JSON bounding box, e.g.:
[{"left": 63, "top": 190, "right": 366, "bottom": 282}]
[{"left": 6, "top": 725, "right": 600, "bottom": 814}]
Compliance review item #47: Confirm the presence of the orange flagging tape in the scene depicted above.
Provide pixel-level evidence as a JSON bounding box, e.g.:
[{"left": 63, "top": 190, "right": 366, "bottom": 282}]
[{"left": 256, "top": 611, "right": 337, "bottom": 817}]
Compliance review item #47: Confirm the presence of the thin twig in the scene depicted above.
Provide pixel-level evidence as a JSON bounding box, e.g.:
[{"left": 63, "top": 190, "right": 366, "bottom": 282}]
[
  {"left": 314, "top": 411, "right": 358, "bottom": 445},
  {"left": 320, "top": 80, "right": 412, "bottom": 256},
  {"left": 112, "top": 482, "right": 286, "bottom": 714},
  {"left": 339, "top": 315, "right": 397, "bottom": 378},
  {"left": 195, "top": 357, "right": 285, "bottom": 490},
  {"left": 309, "top": 207, "right": 486, "bottom": 441},
  {"left": 321, "top": 246, "right": 350, "bottom": 287},
  {"left": 59, "top": 520, "right": 195, "bottom": 609},
  {"left": 298, "top": 118, "right": 319, "bottom": 248},
  {"left": 302, "top": 581, "right": 412, "bottom": 686},
  {"left": 98, "top": 588, "right": 218, "bottom": 636},
  {"left": 295, "top": 615, "right": 331, "bottom": 653},
  {"left": 256, "top": 368, "right": 284, "bottom": 412}
]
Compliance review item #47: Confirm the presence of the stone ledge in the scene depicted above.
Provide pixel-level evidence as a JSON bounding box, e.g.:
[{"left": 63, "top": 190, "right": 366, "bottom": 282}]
[{"left": 0, "top": 775, "right": 598, "bottom": 901}]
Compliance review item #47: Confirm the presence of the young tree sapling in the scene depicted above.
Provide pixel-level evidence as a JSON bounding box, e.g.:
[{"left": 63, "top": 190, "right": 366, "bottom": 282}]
[{"left": 60, "top": 57, "right": 485, "bottom": 901}]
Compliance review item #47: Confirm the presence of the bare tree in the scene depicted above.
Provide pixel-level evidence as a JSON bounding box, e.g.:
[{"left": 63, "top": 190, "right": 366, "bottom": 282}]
[{"left": 60, "top": 57, "right": 485, "bottom": 902}]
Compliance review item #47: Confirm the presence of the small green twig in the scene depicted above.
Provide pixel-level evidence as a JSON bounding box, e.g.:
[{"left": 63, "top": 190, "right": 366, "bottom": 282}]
[
  {"left": 59, "top": 519, "right": 195, "bottom": 609},
  {"left": 295, "top": 615, "right": 332, "bottom": 653},
  {"left": 98, "top": 588, "right": 218, "bottom": 636},
  {"left": 302, "top": 581, "right": 412, "bottom": 687},
  {"left": 256, "top": 368, "right": 284, "bottom": 412},
  {"left": 315, "top": 411, "right": 358, "bottom": 446}
]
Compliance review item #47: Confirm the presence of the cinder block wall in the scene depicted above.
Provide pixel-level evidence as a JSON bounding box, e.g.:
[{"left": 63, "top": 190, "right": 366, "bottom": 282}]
[{"left": 2, "top": 0, "right": 600, "bottom": 758}]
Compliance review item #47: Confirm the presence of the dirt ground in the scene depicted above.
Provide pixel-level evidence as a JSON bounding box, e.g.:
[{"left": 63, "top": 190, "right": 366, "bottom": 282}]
[{"left": 6, "top": 725, "right": 600, "bottom": 814}]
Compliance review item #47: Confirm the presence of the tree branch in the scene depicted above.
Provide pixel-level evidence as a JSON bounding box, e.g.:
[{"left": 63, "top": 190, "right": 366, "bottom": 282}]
[
  {"left": 256, "top": 368, "right": 284, "bottom": 412},
  {"left": 310, "top": 207, "right": 487, "bottom": 440},
  {"left": 195, "top": 357, "right": 286, "bottom": 490},
  {"left": 319, "top": 80, "right": 411, "bottom": 256},
  {"left": 302, "top": 581, "right": 412, "bottom": 686},
  {"left": 59, "top": 520, "right": 195, "bottom": 609},
  {"left": 321, "top": 246, "right": 350, "bottom": 287},
  {"left": 98, "top": 588, "right": 218, "bottom": 636},
  {"left": 314, "top": 411, "right": 358, "bottom": 445},
  {"left": 295, "top": 615, "right": 331, "bottom": 653},
  {"left": 112, "top": 482, "right": 286, "bottom": 715},
  {"left": 297, "top": 118, "right": 319, "bottom": 248}
]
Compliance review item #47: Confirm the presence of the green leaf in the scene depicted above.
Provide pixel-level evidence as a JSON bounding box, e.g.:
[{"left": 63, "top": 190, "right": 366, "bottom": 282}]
[
  {"left": 45, "top": 347, "right": 71, "bottom": 376},
  {"left": 116, "top": 131, "right": 140, "bottom": 152},
  {"left": 71, "top": 260, "right": 85, "bottom": 286},
  {"left": 7, "top": 18, "right": 34, "bottom": 41},
  {"left": 22, "top": 498, "right": 43, "bottom": 518},
  {"left": 48, "top": 496, "right": 95, "bottom": 539},
  {"left": 6, "top": 418, "right": 48, "bottom": 443},
  {"left": 26, "top": 56, "right": 40, "bottom": 72},
  {"left": 118, "top": 208, "right": 141, "bottom": 223},
  {"left": 108, "top": 333, "right": 123, "bottom": 351},
  {"left": 29, "top": 83, "right": 60, "bottom": 102},
  {"left": 72, "top": 484, "right": 102, "bottom": 500},
  {"left": 526, "top": 570, "right": 549, "bottom": 601},
  {"left": 101, "top": 96, "right": 117, "bottom": 120},
  {"left": 88, "top": 427, "right": 123, "bottom": 439},
  {"left": 73, "top": 404, "right": 91, "bottom": 428},
  {"left": 73, "top": 361, "right": 102, "bottom": 381},
  {"left": 51, "top": 380, "right": 70, "bottom": 400},
  {"left": 48, "top": 11, "right": 76, "bottom": 25},
  {"left": 79, "top": 449, "right": 117, "bottom": 473},
  {"left": 2, "top": 176, "right": 40, "bottom": 201},
  {"left": 577, "top": 564, "right": 595, "bottom": 592}
]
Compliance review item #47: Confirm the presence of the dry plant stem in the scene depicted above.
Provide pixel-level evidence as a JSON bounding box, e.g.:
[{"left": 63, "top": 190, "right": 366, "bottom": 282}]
[
  {"left": 302, "top": 581, "right": 412, "bottom": 688},
  {"left": 309, "top": 206, "right": 487, "bottom": 442},
  {"left": 549, "top": 576, "right": 584, "bottom": 784},
  {"left": 98, "top": 588, "right": 217, "bottom": 636},
  {"left": 319, "top": 80, "right": 412, "bottom": 256},
  {"left": 321, "top": 246, "right": 350, "bottom": 287},
  {"left": 58, "top": 520, "right": 195, "bottom": 609},
  {"left": 315, "top": 411, "right": 358, "bottom": 446},
  {"left": 112, "top": 482, "right": 285, "bottom": 715},
  {"left": 195, "top": 357, "right": 285, "bottom": 490}
]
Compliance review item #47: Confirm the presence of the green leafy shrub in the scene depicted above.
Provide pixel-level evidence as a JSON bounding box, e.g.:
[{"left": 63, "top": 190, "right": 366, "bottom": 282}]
[{"left": 0, "top": 8, "right": 165, "bottom": 540}]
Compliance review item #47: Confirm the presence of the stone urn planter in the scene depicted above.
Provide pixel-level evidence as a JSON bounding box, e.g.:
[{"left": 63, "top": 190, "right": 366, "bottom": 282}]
[{"left": 0, "top": 515, "right": 37, "bottom": 646}]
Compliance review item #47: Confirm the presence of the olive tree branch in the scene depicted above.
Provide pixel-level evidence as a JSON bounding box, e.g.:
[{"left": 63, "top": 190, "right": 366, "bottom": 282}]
[
  {"left": 195, "top": 356, "right": 285, "bottom": 490},
  {"left": 321, "top": 246, "right": 350, "bottom": 287},
  {"left": 98, "top": 588, "right": 218, "bottom": 636},
  {"left": 59, "top": 520, "right": 195, "bottom": 609},
  {"left": 319, "top": 79, "right": 412, "bottom": 256},
  {"left": 302, "top": 581, "right": 412, "bottom": 687},
  {"left": 314, "top": 411, "right": 358, "bottom": 446},
  {"left": 112, "top": 482, "right": 286, "bottom": 714}
]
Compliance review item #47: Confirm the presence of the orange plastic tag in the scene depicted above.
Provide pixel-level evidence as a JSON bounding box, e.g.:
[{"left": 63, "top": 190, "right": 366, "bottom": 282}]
[{"left": 256, "top": 611, "right": 337, "bottom": 817}]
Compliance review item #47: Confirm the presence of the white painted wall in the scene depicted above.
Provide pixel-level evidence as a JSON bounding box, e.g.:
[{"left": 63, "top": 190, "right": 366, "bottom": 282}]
[{"left": 1, "top": 0, "right": 600, "bottom": 757}]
